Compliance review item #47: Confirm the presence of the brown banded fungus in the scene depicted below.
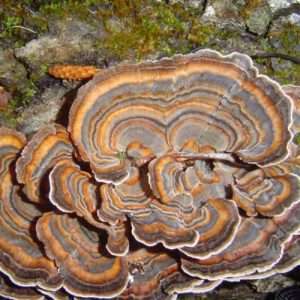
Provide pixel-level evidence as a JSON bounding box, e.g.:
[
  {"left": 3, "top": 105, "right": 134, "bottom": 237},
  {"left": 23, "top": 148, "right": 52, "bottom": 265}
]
[
  {"left": 36, "top": 212, "right": 129, "bottom": 298},
  {"left": 0, "top": 128, "right": 61, "bottom": 290},
  {"left": 0, "top": 50, "right": 300, "bottom": 299},
  {"left": 16, "top": 124, "right": 74, "bottom": 203},
  {"left": 0, "top": 274, "right": 45, "bottom": 300}
]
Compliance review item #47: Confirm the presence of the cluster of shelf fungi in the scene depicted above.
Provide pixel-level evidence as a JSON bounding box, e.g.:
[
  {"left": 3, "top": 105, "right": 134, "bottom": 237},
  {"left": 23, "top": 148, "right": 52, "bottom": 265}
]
[{"left": 1, "top": 50, "right": 300, "bottom": 299}]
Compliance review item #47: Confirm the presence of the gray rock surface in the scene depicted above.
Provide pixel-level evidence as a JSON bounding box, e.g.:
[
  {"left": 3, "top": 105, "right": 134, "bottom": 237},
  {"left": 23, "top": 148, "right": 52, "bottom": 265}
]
[
  {"left": 0, "top": 49, "right": 28, "bottom": 93},
  {"left": 268, "top": 0, "right": 300, "bottom": 12},
  {"left": 245, "top": 2, "right": 272, "bottom": 35},
  {"left": 211, "top": 0, "right": 245, "bottom": 21},
  {"left": 14, "top": 18, "right": 106, "bottom": 80},
  {"left": 250, "top": 274, "right": 296, "bottom": 293},
  {"left": 268, "top": 0, "right": 300, "bottom": 24},
  {"left": 17, "top": 84, "right": 69, "bottom": 136},
  {"left": 180, "top": 282, "right": 264, "bottom": 300}
]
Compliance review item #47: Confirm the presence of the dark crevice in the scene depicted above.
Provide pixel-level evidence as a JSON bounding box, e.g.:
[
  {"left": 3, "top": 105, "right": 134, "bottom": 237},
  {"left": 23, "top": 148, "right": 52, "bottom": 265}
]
[
  {"left": 251, "top": 52, "right": 300, "bottom": 65},
  {"left": 201, "top": 0, "right": 209, "bottom": 16},
  {"left": 262, "top": 3, "right": 300, "bottom": 38},
  {"left": 224, "top": 184, "right": 233, "bottom": 199},
  {"left": 55, "top": 82, "right": 85, "bottom": 127}
]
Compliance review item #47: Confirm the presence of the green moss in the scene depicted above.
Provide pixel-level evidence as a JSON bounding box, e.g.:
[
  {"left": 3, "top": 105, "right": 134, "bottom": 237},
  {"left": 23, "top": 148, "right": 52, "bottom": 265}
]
[
  {"left": 0, "top": 114, "right": 18, "bottom": 128},
  {"left": 29, "top": 62, "right": 50, "bottom": 83},
  {"left": 0, "top": 78, "right": 39, "bottom": 128},
  {"left": 188, "top": 22, "right": 219, "bottom": 45},
  {"left": 275, "top": 23, "right": 300, "bottom": 56},
  {"left": 0, "top": 105, "right": 19, "bottom": 128},
  {"left": 0, "top": 1, "right": 223, "bottom": 65},
  {"left": 293, "top": 132, "right": 300, "bottom": 146},
  {"left": 39, "top": 1, "right": 86, "bottom": 18},
  {"left": 2, "top": 0, "right": 288, "bottom": 65},
  {"left": 99, "top": 1, "right": 221, "bottom": 60},
  {"left": 101, "top": 2, "right": 186, "bottom": 59},
  {"left": 0, "top": 0, "right": 101, "bottom": 47},
  {"left": 21, "top": 81, "right": 38, "bottom": 106},
  {"left": 252, "top": 58, "right": 300, "bottom": 85},
  {"left": 272, "top": 63, "right": 300, "bottom": 85},
  {"left": 0, "top": 80, "right": 37, "bottom": 128},
  {"left": 0, "top": 2, "right": 46, "bottom": 47},
  {"left": 240, "top": 0, "right": 264, "bottom": 19},
  {"left": 0, "top": 15, "right": 23, "bottom": 37},
  {"left": 252, "top": 22, "right": 300, "bottom": 85}
]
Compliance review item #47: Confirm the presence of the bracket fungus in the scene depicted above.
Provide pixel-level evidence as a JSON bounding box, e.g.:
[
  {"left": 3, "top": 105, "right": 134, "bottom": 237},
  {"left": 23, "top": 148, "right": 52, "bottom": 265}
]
[{"left": 1, "top": 49, "right": 300, "bottom": 299}]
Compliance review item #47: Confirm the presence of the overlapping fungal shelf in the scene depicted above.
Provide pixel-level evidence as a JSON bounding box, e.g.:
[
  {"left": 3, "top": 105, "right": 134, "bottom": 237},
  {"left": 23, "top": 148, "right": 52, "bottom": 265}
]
[{"left": 1, "top": 49, "right": 300, "bottom": 299}]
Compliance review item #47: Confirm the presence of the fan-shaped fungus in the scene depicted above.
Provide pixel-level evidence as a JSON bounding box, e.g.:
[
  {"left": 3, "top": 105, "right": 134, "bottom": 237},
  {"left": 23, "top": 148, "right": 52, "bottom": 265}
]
[{"left": 0, "top": 50, "right": 299, "bottom": 299}]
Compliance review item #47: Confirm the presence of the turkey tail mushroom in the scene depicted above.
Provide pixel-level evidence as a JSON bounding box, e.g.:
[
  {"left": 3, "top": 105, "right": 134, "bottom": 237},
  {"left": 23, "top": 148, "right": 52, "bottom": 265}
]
[
  {"left": 36, "top": 213, "right": 129, "bottom": 298},
  {"left": 15, "top": 124, "right": 74, "bottom": 203},
  {"left": 0, "top": 50, "right": 299, "bottom": 299}
]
